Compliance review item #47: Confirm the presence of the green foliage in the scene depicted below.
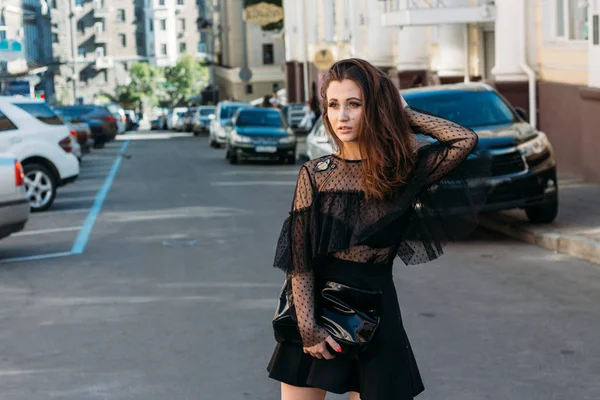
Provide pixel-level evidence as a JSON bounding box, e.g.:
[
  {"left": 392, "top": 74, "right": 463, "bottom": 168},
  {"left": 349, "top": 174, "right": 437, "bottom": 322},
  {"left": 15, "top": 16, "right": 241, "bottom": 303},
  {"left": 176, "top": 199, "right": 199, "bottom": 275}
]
[
  {"left": 162, "top": 53, "right": 209, "bottom": 107},
  {"left": 116, "top": 83, "right": 143, "bottom": 109},
  {"left": 129, "top": 62, "right": 160, "bottom": 105}
]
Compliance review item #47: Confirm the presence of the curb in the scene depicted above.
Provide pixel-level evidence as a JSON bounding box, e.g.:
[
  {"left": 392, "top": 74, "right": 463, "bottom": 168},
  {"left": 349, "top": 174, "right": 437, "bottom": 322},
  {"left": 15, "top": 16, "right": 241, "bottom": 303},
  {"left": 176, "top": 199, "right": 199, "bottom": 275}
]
[{"left": 479, "top": 213, "right": 600, "bottom": 265}]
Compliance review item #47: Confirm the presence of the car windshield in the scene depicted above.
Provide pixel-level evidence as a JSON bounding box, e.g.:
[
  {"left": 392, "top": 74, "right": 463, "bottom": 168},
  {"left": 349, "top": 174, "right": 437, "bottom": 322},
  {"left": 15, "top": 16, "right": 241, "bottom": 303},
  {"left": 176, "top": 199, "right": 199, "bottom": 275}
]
[
  {"left": 199, "top": 108, "right": 215, "bottom": 116},
  {"left": 54, "top": 106, "right": 96, "bottom": 120},
  {"left": 403, "top": 90, "right": 516, "bottom": 128},
  {"left": 235, "top": 109, "right": 284, "bottom": 127},
  {"left": 186, "top": 109, "right": 197, "bottom": 116},
  {"left": 221, "top": 105, "right": 245, "bottom": 119}
]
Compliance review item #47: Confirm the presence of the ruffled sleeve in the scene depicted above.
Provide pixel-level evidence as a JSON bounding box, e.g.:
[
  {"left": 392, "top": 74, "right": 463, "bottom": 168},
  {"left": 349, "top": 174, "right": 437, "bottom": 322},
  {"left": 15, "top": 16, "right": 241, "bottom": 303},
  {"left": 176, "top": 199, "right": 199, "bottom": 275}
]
[
  {"left": 396, "top": 108, "right": 487, "bottom": 265},
  {"left": 273, "top": 166, "right": 329, "bottom": 347}
]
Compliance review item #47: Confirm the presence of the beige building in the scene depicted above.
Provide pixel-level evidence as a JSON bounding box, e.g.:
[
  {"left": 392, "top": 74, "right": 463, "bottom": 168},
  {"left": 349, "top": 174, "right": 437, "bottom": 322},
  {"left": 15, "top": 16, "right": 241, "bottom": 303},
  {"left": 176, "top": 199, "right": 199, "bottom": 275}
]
[
  {"left": 284, "top": 0, "right": 600, "bottom": 182},
  {"left": 214, "top": 0, "right": 285, "bottom": 102}
]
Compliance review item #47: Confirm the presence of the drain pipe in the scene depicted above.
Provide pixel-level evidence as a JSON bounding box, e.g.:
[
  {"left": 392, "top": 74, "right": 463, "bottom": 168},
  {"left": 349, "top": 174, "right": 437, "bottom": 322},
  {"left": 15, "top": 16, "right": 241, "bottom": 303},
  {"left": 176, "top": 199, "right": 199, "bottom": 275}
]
[{"left": 519, "top": 0, "right": 537, "bottom": 129}]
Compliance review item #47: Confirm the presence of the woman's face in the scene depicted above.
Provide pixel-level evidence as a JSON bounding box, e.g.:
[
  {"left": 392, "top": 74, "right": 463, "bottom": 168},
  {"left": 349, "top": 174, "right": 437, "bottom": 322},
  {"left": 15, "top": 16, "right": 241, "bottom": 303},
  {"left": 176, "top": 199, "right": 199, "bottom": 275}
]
[{"left": 326, "top": 79, "right": 364, "bottom": 143}]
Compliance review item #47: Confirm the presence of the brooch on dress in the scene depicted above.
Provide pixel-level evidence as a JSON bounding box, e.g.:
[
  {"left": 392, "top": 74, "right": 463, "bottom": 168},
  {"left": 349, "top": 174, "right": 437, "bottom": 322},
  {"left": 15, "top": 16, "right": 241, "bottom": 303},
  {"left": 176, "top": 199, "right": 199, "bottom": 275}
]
[{"left": 316, "top": 158, "right": 334, "bottom": 172}]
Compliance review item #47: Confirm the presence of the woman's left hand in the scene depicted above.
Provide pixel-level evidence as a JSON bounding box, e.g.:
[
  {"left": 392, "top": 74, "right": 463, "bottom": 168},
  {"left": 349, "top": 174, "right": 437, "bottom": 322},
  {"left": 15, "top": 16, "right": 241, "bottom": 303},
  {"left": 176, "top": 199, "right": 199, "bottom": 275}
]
[{"left": 303, "top": 335, "right": 342, "bottom": 360}]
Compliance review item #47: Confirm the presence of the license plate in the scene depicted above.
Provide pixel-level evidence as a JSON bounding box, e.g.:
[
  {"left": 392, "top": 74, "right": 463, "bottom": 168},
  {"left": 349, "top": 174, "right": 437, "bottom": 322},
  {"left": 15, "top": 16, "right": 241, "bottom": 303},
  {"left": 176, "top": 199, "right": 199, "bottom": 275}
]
[{"left": 255, "top": 146, "right": 277, "bottom": 153}]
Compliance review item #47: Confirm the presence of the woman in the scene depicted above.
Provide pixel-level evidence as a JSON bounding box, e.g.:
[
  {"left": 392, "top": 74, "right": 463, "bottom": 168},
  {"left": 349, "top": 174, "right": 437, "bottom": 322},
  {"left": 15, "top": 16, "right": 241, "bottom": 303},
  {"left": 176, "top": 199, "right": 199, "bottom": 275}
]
[{"left": 267, "top": 58, "right": 480, "bottom": 399}]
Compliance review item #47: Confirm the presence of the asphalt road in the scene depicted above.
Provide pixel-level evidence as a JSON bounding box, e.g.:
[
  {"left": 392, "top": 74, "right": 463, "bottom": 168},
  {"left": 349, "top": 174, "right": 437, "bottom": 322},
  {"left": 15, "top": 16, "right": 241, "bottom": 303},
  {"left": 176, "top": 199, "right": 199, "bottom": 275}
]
[{"left": 0, "top": 130, "right": 597, "bottom": 400}]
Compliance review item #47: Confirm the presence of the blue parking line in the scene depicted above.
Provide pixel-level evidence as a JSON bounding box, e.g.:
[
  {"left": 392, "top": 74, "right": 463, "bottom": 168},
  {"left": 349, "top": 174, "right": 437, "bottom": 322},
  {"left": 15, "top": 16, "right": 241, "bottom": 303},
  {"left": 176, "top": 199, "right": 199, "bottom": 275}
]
[
  {"left": 0, "top": 251, "right": 72, "bottom": 264},
  {"left": 71, "top": 139, "right": 130, "bottom": 254}
]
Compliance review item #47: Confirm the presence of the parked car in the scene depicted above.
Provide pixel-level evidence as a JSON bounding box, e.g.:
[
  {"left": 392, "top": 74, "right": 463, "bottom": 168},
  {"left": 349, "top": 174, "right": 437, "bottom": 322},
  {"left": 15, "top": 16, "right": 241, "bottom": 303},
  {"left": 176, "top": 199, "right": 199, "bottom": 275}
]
[
  {"left": 182, "top": 108, "right": 198, "bottom": 132},
  {"left": 225, "top": 108, "right": 296, "bottom": 164},
  {"left": 0, "top": 97, "right": 80, "bottom": 211},
  {"left": 0, "top": 154, "right": 29, "bottom": 239},
  {"left": 124, "top": 109, "right": 139, "bottom": 131},
  {"left": 209, "top": 101, "right": 252, "bottom": 148},
  {"left": 174, "top": 112, "right": 187, "bottom": 131},
  {"left": 54, "top": 105, "right": 118, "bottom": 149},
  {"left": 192, "top": 106, "right": 216, "bottom": 136},
  {"left": 151, "top": 116, "right": 166, "bottom": 130},
  {"left": 54, "top": 108, "right": 93, "bottom": 155},
  {"left": 306, "top": 83, "right": 558, "bottom": 223},
  {"left": 167, "top": 107, "right": 188, "bottom": 130},
  {"left": 106, "top": 104, "right": 127, "bottom": 134}
]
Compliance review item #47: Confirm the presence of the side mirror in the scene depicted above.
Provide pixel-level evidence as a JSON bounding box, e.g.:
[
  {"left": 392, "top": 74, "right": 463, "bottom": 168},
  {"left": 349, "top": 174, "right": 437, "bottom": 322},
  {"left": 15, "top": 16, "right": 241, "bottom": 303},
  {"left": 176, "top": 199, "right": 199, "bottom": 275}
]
[{"left": 515, "top": 107, "right": 528, "bottom": 121}]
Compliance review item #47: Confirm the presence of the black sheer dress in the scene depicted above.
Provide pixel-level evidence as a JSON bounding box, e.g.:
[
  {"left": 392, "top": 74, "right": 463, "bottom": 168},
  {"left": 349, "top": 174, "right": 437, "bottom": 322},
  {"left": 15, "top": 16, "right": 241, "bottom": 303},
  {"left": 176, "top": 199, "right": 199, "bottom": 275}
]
[{"left": 267, "top": 107, "right": 480, "bottom": 399}]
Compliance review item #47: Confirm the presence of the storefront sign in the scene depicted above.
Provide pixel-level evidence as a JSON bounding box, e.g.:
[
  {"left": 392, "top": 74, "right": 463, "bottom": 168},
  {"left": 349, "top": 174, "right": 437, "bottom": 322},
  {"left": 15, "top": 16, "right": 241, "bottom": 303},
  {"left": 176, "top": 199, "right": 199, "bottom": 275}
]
[{"left": 242, "top": 2, "right": 283, "bottom": 26}]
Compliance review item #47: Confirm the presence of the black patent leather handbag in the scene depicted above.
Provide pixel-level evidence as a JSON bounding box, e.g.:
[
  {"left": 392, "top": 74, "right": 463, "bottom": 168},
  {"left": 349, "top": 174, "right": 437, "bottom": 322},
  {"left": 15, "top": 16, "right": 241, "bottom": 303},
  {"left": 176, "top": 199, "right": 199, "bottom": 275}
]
[{"left": 272, "top": 279, "right": 382, "bottom": 358}]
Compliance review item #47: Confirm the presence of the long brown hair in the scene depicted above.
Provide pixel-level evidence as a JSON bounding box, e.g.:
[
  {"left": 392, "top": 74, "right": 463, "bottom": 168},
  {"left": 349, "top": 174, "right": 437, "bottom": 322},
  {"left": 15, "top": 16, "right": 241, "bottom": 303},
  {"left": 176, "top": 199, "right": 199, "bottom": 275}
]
[{"left": 321, "top": 58, "right": 416, "bottom": 201}]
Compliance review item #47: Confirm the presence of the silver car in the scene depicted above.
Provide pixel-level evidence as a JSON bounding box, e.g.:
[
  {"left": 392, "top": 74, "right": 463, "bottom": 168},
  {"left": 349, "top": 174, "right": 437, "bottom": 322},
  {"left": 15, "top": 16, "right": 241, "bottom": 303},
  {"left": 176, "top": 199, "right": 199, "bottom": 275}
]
[
  {"left": 0, "top": 153, "right": 29, "bottom": 239},
  {"left": 305, "top": 117, "right": 335, "bottom": 160}
]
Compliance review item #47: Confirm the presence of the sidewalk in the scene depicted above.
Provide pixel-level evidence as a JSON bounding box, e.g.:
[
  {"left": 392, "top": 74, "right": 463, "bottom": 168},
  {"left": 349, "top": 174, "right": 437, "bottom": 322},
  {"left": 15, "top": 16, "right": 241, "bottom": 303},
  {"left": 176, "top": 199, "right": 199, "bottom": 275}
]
[{"left": 479, "top": 173, "right": 600, "bottom": 265}]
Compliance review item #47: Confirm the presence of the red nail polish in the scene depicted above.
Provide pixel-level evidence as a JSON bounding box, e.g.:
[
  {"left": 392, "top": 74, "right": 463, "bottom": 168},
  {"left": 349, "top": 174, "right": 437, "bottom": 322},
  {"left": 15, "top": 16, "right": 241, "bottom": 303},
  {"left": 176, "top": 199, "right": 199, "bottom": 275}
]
[{"left": 335, "top": 347, "right": 342, "bottom": 353}]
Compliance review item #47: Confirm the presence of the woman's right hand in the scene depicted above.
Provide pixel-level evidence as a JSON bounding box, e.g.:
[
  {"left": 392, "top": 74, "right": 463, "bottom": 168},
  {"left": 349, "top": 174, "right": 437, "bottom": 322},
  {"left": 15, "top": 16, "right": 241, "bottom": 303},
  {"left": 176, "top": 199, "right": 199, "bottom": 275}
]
[{"left": 303, "top": 335, "right": 342, "bottom": 360}]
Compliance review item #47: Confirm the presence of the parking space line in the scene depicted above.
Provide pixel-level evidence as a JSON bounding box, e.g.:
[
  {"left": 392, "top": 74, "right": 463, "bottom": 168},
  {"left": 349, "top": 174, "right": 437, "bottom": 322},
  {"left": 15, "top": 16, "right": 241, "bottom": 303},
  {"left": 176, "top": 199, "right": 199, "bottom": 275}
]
[
  {"left": 13, "top": 226, "right": 81, "bottom": 237},
  {"left": 0, "top": 251, "right": 72, "bottom": 264},
  {"left": 71, "top": 139, "right": 130, "bottom": 255}
]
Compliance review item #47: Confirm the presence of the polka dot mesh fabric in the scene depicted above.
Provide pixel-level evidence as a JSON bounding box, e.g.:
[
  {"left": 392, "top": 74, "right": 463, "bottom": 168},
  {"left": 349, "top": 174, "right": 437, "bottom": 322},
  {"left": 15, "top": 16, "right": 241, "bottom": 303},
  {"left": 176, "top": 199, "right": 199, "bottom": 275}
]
[{"left": 273, "top": 107, "right": 482, "bottom": 347}]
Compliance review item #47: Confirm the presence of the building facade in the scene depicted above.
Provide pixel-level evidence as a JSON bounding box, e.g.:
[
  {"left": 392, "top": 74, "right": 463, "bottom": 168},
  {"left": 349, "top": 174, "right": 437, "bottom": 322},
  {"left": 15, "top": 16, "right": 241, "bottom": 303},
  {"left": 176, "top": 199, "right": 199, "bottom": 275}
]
[
  {"left": 0, "top": 0, "right": 54, "bottom": 99},
  {"left": 51, "top": 0, "right": 209, "bottom": 104},
  {"left": 213, "top": 0, "right": 285, "bottom": 102},
  {"left": 284, "top": 0, "right": 600, "bottom": 183}
]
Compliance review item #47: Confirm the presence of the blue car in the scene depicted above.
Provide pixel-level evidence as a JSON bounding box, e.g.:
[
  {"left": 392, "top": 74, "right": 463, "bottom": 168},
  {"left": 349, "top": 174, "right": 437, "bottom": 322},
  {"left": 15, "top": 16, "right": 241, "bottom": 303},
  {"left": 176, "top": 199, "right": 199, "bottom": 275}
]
[
  {"left": 193, "top": 106, "right": 215, "bottom": 135},
  {"left": 225, "top": 108, "right": 297, "bottom": 164}
]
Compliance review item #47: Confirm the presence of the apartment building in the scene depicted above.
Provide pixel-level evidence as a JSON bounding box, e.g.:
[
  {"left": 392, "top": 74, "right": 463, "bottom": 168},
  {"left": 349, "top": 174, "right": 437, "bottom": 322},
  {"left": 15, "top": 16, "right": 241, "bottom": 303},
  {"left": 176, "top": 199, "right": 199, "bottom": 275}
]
[
  {"left": 284, "top": 0, "right": 600, "bottom": 183},
  {"left": 0, "top": 0, "right": 54, "bottom": 99},
  {"left": 144, "top": 0, "right": 210, "bottom": 67},
  {"left": 214, "top": 0, "right": 285, "bottom": 102},
  {"left": 52, "top": 0, "right": 210, "bottom": 104}
]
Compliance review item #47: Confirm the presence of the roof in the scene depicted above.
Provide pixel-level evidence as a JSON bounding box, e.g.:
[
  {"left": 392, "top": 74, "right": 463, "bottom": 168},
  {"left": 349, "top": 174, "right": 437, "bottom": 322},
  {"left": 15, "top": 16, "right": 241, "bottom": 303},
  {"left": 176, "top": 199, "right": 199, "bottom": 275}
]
[{"left": 401, "top": 82, "right": 495, "bottom": 95}]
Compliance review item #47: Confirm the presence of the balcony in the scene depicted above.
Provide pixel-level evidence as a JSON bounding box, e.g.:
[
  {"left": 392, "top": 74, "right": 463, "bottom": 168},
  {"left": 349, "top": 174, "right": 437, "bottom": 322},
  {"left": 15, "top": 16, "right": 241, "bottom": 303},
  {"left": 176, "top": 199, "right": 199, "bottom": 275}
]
[
  {"left": 381, "top": 0, "right": 495, "bottom": 27},
  {"left": 93, "top": 3, "right": 110, "bottom": 18},
  {"left": 95, "top": 56, "right": 114, "bottom": 69}
]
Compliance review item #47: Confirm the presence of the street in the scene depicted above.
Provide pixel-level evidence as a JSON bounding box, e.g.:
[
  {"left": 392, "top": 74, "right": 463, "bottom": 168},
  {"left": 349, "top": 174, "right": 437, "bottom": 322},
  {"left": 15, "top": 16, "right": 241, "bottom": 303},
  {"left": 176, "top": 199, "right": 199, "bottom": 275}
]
[{"left": 0, "top": 130, "right": 598, "bottom": 400}]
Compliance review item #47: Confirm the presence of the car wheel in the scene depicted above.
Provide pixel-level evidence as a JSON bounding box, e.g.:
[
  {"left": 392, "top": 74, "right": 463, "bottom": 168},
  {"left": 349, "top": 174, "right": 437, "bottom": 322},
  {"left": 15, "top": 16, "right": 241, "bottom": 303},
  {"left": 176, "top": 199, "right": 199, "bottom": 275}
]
[
  {"left": 286, "top": 155, "right": 296, "bottom": 165},
  {"left": 229, "top": 152, "right": 239, "bottom": 164},
  {"left": 525, "top": 200, "right": 558, "bottom": 224},
  {"left": 93, "top": 141, "right": 105, "bottom": 149},
  {"left": 23, "top": 163, "right": 57, "bottom": 212}
]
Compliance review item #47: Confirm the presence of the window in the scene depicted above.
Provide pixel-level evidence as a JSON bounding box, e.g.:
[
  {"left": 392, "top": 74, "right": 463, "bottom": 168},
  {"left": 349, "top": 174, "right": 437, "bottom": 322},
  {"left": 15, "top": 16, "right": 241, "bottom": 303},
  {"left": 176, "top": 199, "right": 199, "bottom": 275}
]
[
  {"left": 14, "top": 103, "right": 64, "bottom": 126},
  {"left": 245, "top": 84, "right": 253, "bottom": 95},
  {"left": 95, "top": 46, "right": 105, "bottom": 57},
  {"left": 119, "top": 34, "right": 127, "bottom": 47},
  {"left": 160, "top": 19, "right": 167, "bottom": 30},
  {"left": 103, "top": 70, "right": 108, "bottom": 82},
  {"left": 77, "top": 20, "right": 85, "bottom": 33},
  {"left": 178, "top": 18, "right": 186, "bottom": 32},
  {"left": 179, "top": 42, "right": 186, "bottom": 52},
  {"left": 177, "top": 0, "right": 184, "bottom": 5},
  {"left": 52, "top": 33, "right": 59, "bottom": 43},
  {"left": 262, "top": 44, "right": 274, "bottom": 65},
  {"left": 0, "top": 110, "right": 17, "bottom": 132},
  {"left": 117, "top": 9, "right": 125, "bottom": 22},
  {"left": 78, "top": 47, "right": 87, "bottom": 58},
  {"left": 594, "top": 14, "right": 599, "bottom": 45},
  {"left": 161, "top": 44, "right": 167, "bottom": 55},
  {"left": 149, "top": 19, "right": 154, "bottom": 32},
  {"left": 94, "top": 21, "right": 105, "bottom": 33},
  {"left": 555, "top": 0, "right": 589, "bottom": 41},
  {"left": 159, "top": 0, "right": 165, "bottom": 5},
  {"left": 123, "top": 62, "right": 129, "bottom": 71}
]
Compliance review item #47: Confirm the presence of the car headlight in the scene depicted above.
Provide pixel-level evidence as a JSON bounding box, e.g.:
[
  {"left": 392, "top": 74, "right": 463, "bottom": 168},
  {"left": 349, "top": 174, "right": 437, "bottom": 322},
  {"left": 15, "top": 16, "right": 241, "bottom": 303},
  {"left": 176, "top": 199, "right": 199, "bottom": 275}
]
[
  {"left": 279, "top": 135, "right": 296, "bottom": 144},
  {"left": 518, "top": 132, "right": 549, "bottom": 158},
  {"left": 230, "top": 130, "right": 252, "bottom": 144}
]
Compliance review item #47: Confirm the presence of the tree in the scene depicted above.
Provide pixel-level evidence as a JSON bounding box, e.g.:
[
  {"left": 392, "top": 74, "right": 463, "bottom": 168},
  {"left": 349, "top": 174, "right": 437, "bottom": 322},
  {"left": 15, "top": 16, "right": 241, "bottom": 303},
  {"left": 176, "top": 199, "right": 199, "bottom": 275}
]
[
  {"left": 116, "top": 83, "right": 143, "bottom": 109},
  {"left": 129, "top": 62, "right": 161, "bottom": 106},
  {"left": 162, "top": 53, "right": 209, "bottom": 107}
]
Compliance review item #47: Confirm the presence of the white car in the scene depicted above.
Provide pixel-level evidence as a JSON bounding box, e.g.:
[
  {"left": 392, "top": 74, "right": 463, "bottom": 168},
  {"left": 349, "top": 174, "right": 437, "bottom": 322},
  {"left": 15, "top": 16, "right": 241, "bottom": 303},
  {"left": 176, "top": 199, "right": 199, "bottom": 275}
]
[
  {"left": 0, "top": 97, "right": 80, "bottom": 211},
  {"left": 209, "top": 101, "right": 251, "bottom": 148},
  {"left": 0, "top": 153, "right": 29, "bottom": 239},
  {"left": 167, "top": 107, "right": 188, "bottom": 130},
  {"left": 305, "top": 117, "right": 335, "bottom": 160}
]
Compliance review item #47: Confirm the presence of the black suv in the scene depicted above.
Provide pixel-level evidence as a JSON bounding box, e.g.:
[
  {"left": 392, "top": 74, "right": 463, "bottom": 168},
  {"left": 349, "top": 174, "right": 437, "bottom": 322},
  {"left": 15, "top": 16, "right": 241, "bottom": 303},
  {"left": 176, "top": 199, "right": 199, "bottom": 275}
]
[{"left": 402, "top": 83, "right": 558, "bottom": 223}]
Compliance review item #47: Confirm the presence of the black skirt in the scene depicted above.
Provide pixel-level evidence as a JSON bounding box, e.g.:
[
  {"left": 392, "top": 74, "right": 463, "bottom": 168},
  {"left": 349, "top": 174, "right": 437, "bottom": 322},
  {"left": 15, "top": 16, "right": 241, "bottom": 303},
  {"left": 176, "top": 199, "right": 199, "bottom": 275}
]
[{"left": 267, "top": 258, "right": 425, "bottom": 399}]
